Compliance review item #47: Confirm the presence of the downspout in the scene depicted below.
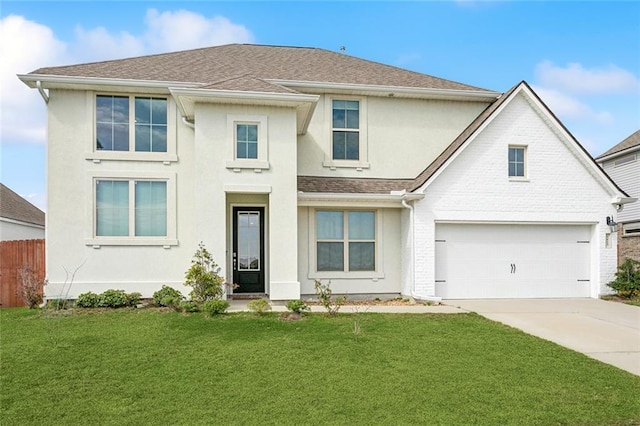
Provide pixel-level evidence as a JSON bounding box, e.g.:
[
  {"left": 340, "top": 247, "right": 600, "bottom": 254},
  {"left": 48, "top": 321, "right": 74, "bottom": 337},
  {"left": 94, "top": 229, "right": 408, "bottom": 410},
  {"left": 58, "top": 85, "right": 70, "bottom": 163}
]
[
  {"left": 182, "top": 116, "right": 195, "bottom": 129},
  {"left": 36, "top": 81, "right": 49, "bottom": 104},
  {"left": 401, "top": 195, "right": 442, "bottom": 303}
]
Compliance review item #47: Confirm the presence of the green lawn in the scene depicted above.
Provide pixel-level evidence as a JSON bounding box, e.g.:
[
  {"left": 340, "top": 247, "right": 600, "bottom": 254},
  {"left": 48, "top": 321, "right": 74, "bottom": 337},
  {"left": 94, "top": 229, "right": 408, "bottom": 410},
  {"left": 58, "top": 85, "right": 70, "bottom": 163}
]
[{"left": 2, "top": 308, "right": 639, "bottom": 425}]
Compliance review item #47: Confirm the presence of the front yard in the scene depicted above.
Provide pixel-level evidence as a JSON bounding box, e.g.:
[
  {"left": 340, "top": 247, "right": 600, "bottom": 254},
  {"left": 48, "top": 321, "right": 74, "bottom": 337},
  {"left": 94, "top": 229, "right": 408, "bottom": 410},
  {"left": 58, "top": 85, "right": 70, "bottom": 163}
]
[{"left": 1, "top": 308, "right": 639, "bottom": 425}]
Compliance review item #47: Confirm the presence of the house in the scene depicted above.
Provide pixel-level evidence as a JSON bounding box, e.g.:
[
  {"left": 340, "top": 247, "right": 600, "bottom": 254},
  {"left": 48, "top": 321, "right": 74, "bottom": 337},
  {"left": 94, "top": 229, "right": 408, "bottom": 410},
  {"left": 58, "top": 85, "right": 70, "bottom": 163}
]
[
  {"left": 18, "top": 44, "right": 633, "bottom": 301},
  {"left": 0, "top": 183, "right": 45, "bottom": 241},
  {"left": 596, "top": 130, "right": 640, "bottom": 263}
]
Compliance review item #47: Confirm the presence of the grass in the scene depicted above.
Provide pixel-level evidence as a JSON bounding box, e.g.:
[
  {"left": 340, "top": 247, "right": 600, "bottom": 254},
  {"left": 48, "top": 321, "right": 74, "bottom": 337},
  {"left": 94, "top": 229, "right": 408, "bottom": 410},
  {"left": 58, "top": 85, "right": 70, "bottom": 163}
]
[{"left": 2, "top": 308, "right": 639, "bottom": 425}]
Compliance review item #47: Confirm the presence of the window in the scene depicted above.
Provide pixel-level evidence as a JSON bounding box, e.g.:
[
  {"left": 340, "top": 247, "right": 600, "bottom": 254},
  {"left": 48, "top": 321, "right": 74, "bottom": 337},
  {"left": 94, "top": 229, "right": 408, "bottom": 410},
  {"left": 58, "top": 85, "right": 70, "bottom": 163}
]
[
  {"left": 225, "top": 115, "right": 269, "bottom": 170},
  {"left": 236, "top": 123, "right": 258, "bottom": 159},
  {"left": 508, "top": 146, "right": 526, "bottom": 178},
  {"left": 96, "top": 179, "right": 167, "bottom": 237},
  {"left": 332, "top": 100, "right": 360, "bottom": 160},
  {"left": 614, "top": 154, "right": 636, "bottom": 167},
  {"left": 316, "top": 211, "right": 375, "bottom": 272},
  {"left": 96, "top": 95, "right": 167, "bottom": 153},
  {"left": 623, "top": 222, "right": 640, "bottom": 236}
]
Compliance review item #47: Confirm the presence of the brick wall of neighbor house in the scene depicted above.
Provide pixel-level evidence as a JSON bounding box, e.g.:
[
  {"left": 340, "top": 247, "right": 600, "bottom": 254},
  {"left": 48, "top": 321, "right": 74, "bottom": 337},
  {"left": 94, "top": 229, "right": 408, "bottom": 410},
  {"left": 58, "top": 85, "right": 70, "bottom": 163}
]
[
  {"left": 412, "top": 93, "right": 618, "bottom": 297},
  {"left": 618, "top": 233, "right": 640, "bottom": 263}
]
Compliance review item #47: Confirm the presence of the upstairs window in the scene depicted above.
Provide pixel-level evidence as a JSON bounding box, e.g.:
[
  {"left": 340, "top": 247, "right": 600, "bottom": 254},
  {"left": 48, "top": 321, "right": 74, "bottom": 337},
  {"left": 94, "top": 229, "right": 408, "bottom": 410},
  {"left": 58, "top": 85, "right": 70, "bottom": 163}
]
[
  {"left": 236, "top": 123, "right": 258, "bottom": 159},
  {"left": 96, "top": 95, "right": 167, "bottom": 153},
  {"left": 332, "top": 100, "right": 360, "bottom": 160},
  {"left": 508, "top": 146, "right": 526, "bottom": 178}
]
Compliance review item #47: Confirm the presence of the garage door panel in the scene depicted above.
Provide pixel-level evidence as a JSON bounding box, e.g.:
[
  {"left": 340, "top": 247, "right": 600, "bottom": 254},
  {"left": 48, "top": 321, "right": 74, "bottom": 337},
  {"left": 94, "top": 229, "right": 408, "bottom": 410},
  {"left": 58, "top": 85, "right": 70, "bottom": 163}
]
[{"left": 435, "top": 224, "right": 591, "bottom": 299}]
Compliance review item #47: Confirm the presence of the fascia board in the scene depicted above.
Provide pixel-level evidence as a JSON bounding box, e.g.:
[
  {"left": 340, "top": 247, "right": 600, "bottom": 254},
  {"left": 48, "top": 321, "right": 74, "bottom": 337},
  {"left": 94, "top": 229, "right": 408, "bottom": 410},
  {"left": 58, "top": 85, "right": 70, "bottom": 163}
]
[
  {"left": 297, "top": 192, "right": 410, "bottom": 208},
  {"left": 18, "top": 74, "right": 197, "bottom": 92},
  {"left": 596, "top": 145, "right": 640, "bottom": 163},
  {"left": 268, "top": 79, "right": 500, "bottom": 102}
]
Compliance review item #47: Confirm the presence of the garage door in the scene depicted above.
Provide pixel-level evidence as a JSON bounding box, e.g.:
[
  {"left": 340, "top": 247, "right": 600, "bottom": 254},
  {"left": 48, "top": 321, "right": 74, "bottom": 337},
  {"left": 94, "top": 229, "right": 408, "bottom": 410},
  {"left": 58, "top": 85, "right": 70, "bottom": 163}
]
[{"left": 435, "top": 224, "right": 591, "bottom": 299}]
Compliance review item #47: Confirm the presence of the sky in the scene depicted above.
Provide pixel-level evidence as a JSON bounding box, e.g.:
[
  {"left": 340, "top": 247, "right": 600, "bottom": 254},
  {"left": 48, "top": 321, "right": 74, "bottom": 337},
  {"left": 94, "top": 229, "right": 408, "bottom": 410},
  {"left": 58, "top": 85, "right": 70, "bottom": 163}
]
[{"left": 1, "top": 1, "right": 639, "bottom": 211}]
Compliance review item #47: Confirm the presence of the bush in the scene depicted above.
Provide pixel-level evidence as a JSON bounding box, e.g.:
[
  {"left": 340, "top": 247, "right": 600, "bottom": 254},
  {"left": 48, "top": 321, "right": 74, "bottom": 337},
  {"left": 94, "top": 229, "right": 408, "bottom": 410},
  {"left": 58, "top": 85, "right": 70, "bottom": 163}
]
[
  {"left": 202, "top": 299, "right": 229, "bottom": 316},
  {"left": 285, "top": 300, "right": 310, "bottom": 315},
  {"left": 314, "top": 280, "right": 346, "bottom": 316},
  {"left": 126, "top": 292, "right": 142, "bottom": 306},
  {"left": 179, "top": 301, "right": 200, "bottom": 313},
  {"left": 247, "top": 298, "right": 271, "bottom": 315},
  {"left": 185, "top": 243, "right": 225, "bottom": 303},
  {"left": 97, "top": 289, "right": 128, "bottom": 308},
  {"left": 17, "top": 266, "right": 45, "bottom": 309},
  {"left": 75, "top": 292, "right": 100, "bottom": 308},
  {"left": 608, "top": 258, "right": 640, "bottom": 298},
  {"left": 153, "top": 285, "right": 184, "bottom": 307}
]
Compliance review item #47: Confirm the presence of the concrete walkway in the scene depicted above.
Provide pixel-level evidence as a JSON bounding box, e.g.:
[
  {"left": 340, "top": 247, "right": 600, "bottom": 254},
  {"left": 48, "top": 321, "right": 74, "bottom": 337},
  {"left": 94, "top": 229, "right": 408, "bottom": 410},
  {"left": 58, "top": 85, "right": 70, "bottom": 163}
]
[
  {"left": 444, "top": 298, "right": 640, "bottom": 376},
  {"left": 227, "top": 300, "right": 462, "bottom": 314}
]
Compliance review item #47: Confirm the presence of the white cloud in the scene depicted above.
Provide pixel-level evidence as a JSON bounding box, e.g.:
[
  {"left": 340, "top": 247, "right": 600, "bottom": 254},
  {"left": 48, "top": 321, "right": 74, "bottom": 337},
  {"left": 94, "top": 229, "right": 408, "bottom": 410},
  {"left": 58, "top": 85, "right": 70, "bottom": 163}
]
[
  {"left": 144, "top": 9, "right": 254, "bottom": 52},
  {"left": 72, "top": 26, "right": 145, "bottom": 62},
  {"left": 532, "top": 85, "right": 614, "bottom": 124},
  {"left": 535, "top": 60, "right": 640, "bottom": 95},
  {"left": 0, "top": 15, "right": 67, "bottom": 144}
]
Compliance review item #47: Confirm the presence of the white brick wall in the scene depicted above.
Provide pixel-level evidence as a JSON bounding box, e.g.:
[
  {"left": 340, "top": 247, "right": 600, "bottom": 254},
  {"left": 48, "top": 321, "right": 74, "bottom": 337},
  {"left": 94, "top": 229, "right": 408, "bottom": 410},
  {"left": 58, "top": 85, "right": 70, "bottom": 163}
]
[{"left": 411, "top": 91, "right": 620, "bottom": 298}]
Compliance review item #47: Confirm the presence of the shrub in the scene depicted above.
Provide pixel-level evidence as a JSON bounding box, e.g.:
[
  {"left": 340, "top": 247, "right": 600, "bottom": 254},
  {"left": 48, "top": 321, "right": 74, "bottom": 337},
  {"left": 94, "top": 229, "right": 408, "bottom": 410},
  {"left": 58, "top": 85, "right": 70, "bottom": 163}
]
[
  {"left": 314, "top": 280, "right": 346, "bottom": 316},
  {"left": 179, "top": 301, "right": 200, "bottom": 313},
  {"left": 153, "top": 285, "right": 184, "bottom": 307},
  {"left": 126, "top": 292, "right": 142, "bottom": 306},
  {"left": 184, "top": 242, "right": 225, "bottom": 303},
  {"left": 17, "top": 266, "right": 46, "bottom": 309},
  {"left": 202, "top": 299, "right": 229, "bottom": 317},
  {"left": 97, "top": 289, "right": 129, "bottom": 308},
  {"left": 608, "top": 258, "right": 640, "bottom": 298},
  {"left": 75, "top": 292, "right": 100, "bottom": 308},
  {"left": 285, "top": 300, "right": 310, "bottom": 315},
  {"left": 247, "top": 298, "right": 271, "bottom": 315}
]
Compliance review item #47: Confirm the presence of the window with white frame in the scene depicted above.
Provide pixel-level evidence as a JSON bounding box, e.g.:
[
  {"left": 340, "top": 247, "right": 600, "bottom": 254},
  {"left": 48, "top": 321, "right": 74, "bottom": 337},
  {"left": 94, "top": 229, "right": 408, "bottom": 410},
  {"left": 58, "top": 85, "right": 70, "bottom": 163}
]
[
  {"left": 332, "top": 100, "right": 360, "bottom": 161},
  {"left": 508, "top": 146, "right": 526, "bottom": 178},
  {"left": 316, "top": 210, "right": 375, "bottom": 272},
  {"left": 236, "top": 123, "right": 258, "bottom": 159},
  {"left": 95, "top": 179, "right": 167, "bottom": 237},
  {"left": 226, "top": 115, "right": 269, "bottom": 170},
  {"left": 96, "top": 95, "right": 167, "bottom": 153}
]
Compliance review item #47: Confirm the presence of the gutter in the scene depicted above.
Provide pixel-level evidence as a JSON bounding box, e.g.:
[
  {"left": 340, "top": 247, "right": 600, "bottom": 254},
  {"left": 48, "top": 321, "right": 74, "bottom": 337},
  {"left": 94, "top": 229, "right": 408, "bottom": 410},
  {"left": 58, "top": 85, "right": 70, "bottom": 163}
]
[
  {"left": 398, "top": 191, "right": 441, "bottom": 303},
  {"left": 36, "top": 81, "right": 49, "bottom": 104},
  {"left": 182, "top": 116, "right": 195, "bottom": 129}
]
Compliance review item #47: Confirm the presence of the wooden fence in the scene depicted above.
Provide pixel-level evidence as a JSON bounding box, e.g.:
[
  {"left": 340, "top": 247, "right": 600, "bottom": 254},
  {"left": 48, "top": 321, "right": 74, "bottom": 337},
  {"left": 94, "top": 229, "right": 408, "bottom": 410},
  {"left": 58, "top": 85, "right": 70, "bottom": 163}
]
[{"left": 0, "top": 239, "right": 45, "bottom": 308}]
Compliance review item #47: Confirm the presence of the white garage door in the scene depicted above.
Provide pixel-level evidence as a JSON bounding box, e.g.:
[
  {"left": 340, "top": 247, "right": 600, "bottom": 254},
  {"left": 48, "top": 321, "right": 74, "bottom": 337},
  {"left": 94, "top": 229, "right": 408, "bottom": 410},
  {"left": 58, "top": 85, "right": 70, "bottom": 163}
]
[{"left": 435, "top": 224, "right": 591, "bottom": 299}]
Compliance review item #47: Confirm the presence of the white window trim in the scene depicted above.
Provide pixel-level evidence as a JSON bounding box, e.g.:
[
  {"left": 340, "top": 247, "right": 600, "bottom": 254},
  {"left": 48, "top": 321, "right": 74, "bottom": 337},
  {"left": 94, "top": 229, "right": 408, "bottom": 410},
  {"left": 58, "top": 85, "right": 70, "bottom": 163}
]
[
  {"left": 623, "top": 221, "right": 640, "bottom": 237},
  {"left": 85, "top": 92, "right": 178, "bottom": 163},
  {"left": 322, "top": 96, "right": 370, "bottom": 170},
  {"left": 85, "top": 171, "right": 178, "bottom": 247},
  {"left": 308, "top": 208, "right": 384, "bottom": 279},
  {"left": 225, "top": 114, "right": 269, "bottom": 170},
  {"left": 508, "top": 145, "right": 528, "bottom": 180},
  {"left": 614, "top": 154, "right": 637, "bottom": 167}
]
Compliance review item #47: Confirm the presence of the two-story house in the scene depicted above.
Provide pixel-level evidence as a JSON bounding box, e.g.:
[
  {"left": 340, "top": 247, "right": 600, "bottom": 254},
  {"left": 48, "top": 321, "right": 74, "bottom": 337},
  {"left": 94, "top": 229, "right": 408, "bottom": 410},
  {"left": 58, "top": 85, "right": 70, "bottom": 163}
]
[
  {"left": 18, "top": 44, "right": 632, "bottom": 301},
  {"left": 596, "top": 130, "right": 640, "bottom": 263}
]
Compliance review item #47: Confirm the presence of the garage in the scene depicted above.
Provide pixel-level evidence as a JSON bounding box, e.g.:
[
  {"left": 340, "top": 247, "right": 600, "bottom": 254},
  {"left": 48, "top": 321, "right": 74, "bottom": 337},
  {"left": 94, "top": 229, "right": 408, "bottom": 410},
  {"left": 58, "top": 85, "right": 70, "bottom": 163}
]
[{"left": 434, "top": 223, "right": 592, "bottom": 299}]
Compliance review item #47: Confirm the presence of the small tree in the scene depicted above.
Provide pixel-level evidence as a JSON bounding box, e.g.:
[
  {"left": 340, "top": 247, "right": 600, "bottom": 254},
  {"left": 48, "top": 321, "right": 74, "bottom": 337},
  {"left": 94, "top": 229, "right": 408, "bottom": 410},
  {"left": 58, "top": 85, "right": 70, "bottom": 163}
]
[
  {"left": 608, "top": 258, "right": 640, "bottom": 299},
  {"left": 184, "top": 242, "right": 225, "bottom": 303},
  {"left": 314, "top": 280, "right": 346, "bottom": 316},
  {"left": 17, "top": 266, "right": 46, "bottom": 309}
]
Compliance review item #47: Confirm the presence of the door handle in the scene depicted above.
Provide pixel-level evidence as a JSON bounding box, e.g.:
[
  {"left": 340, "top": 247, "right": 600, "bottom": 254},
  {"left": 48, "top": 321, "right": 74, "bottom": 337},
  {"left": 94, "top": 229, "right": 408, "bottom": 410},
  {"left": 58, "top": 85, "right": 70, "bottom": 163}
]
[{"left": 233, "top": 252, "right": 237, "bottom": 271}]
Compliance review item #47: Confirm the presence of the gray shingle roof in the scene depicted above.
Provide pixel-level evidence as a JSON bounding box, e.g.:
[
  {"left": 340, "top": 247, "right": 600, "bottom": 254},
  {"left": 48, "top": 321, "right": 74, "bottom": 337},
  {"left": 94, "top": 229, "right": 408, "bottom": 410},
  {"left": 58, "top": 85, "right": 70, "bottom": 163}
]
[
  {"left": 596, "top": 130, "right": 640, "bottom": 160},
  {"left": 0, "top": 184, "right": 45, "bottom": 226},
  {"left": 298, "top": 176, "right": 414, "bottom": 194},
  {"left": 29, "top": 44, "right": 492, "bottom": 93}
]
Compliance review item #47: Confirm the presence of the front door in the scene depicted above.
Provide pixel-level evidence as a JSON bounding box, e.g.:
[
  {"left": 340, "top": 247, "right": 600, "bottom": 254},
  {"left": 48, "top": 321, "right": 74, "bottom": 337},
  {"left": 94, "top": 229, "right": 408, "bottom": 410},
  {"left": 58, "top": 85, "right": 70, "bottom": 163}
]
[{"left": 232, "top": 207, "right": 265, "bottom": 293}]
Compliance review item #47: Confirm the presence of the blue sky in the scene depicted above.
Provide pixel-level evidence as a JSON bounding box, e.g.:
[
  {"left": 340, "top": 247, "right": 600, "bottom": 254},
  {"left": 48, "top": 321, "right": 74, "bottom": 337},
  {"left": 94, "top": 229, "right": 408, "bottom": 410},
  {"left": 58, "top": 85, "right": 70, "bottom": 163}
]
[{"left": 1, "top": 1, "right": 639, "bottom": 211}]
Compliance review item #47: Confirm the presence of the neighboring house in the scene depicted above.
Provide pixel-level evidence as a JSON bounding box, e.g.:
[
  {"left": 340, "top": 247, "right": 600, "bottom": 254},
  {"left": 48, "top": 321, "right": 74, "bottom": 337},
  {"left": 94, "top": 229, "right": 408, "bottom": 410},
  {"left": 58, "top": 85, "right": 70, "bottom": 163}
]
[
  {"left": 596, "top": 130, "right": 640, "bottom": 264},
  {"left": 18, "top": 44, "right": 632, "bottom": 301},
  {"left": 0, "top": 183, "right": 45, "bottom": 241}
]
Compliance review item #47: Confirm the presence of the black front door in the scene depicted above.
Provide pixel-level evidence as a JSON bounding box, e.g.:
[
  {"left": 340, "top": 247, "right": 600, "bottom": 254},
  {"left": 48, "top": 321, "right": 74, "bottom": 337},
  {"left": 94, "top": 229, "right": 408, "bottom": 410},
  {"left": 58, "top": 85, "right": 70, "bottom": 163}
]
[{"left": 232, "top": 207, "right": 265, "bottom": 293}]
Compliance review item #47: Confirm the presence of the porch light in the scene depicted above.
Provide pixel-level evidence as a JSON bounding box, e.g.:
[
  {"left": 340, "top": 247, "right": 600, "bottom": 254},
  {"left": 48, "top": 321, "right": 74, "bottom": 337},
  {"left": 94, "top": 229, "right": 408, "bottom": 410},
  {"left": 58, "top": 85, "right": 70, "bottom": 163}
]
[{"left": 606, "top": 216, "right": 618, "bottom": 233}]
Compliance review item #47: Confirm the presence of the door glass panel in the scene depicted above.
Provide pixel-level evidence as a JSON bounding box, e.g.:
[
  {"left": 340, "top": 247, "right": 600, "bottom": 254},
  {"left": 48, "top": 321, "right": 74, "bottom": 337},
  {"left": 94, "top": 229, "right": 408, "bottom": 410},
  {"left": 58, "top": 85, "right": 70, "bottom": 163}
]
[{"left": 238, "top": 212, "right": 260, "bottom": 270}]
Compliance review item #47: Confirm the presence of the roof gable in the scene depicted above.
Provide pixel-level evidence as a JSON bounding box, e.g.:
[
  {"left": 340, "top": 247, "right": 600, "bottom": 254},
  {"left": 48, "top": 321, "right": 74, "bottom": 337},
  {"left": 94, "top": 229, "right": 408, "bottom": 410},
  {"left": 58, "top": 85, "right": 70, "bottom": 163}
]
[{"left": 0, "top": 184, "right": 45, "bottom": 226}]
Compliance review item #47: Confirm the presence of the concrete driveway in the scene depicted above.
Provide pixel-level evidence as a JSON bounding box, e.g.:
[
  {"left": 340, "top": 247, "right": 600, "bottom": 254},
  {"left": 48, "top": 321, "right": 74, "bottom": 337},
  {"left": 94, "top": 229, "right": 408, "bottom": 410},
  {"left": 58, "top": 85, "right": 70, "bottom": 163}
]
[{"left": 444, "top": 298, "right": 640, "bottom": 376}]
